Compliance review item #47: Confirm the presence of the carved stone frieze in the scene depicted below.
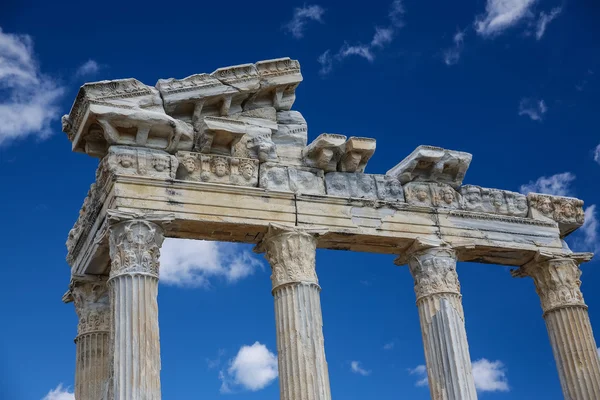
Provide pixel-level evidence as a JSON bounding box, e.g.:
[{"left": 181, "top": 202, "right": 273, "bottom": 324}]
[
  {"left": 260, "top": 162, "right": 325, "bottom": 195},
  {"left": 108, "top": 219, "right": 165, "bottom": 279},
  {"left": 255, "top": 225, "right": 320, "bottom": 290},
  {"left": 527, "top": 193, "right": 585, "bottom": 236},
  {"left": 387, "top": 145, "right": 472, "bottom": 189},
  {"left": 325, "top": 172, "right": 405, "bottom": 202},
  {"left": 461, "top": 185, "right": 528, "bottom": 217},
  {"left": 404, "top": 247, "right": 461, "bottom": 300},
  {"left": 303, "top": 133, "right": 347, "bottom": 172},
  {"left": 62, "top": 78, "right": 194, "bottom": 157},
  {"left": 513, "top": 258, "right": 586, "bottom": 313},
  {"left": 404, "top": 182, "right": 461, "bottom": 209},
  {"left": 338, "top": 137, "right": 376, "bottom": 173},
  {"left": 106, "top": 146, "right": 178, "bottom": 179},
  {"left": 176, "top": 151, "right": 259, "bottom": 187}
]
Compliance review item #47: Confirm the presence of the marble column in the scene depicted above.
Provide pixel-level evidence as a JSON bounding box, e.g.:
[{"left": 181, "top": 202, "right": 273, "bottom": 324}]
[
  {"left": 64, "top": 276, "right": 111, "bottom": 400},
  {"left": 108, "top": 219, "right": 166, "bottom": 400},
  {"left": 398, "top": 246, "right": 478, "bottom": 400},
  {"left": 514, "top": 257, "right": 600, "bottom": 399},
  {"left": 256, "top": 225, "right": 332, "bottom": 400}
]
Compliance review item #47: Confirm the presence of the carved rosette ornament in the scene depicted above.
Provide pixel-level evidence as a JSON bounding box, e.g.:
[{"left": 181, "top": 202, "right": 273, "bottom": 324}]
[
  {"left": 257, "top": 225, "right": 319, "bottom": 291},
  {"left": 108, "top": 219, "right": 164, "bottom": 279},
  {"left": 515, "top": 258, "right": 585, "bottom": 314},
  {"left": 406, "top": 248, "right": 461, "bottom": 301}
]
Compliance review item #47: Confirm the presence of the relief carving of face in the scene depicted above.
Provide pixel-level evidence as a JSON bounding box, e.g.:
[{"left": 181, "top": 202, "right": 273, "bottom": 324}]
[
  {"left": 416, "top": 186, "right": 428, "bottom": 202},
  {"left": 442, "top": 187, "right": 455, "bottom": 204},
  {"left": 516, "top": 196, "right": 528, "bottom": 211},
  {"left": 386, "top": 180, "right": 402, "bottom": 196},
  {"left": 239, "top": 162, "right": 255, "bottom": 181},
  {"left": 491, "top": 192, "right": 504, "bottom": 208},
  {"left": 153, "top": 156, "right": 169, "bottom": 172},
  {"left": 539, "top": 198, "right": 553, "bottom": 214},
  {"left": 118, "top": 154, "right": 135, "bottom": 168},
  {"left": 212, "top": 158, "right": 229, "bottom": 177},
  {"left": 183, "top": 156, "right": 197, "bottom": 173},
  {"left": 466, "top": 189, "right": 481, "bottom": 205},
  {"left": 562, "top": 202, "right": 575, "bottom": 218}
]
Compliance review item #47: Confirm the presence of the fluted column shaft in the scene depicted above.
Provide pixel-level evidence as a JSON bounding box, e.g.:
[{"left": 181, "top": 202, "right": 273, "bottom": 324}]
[
  {"left": 108, "top": 219, "right": 165, "bottom": 400},
  {"left": 404, "top": 247, "right": 477, "bottom": 400},
  {"left": 516, "top": 258, "right": 600, "bottom": 399},
  {"left": 258, "top": 225, "right": 332, "bottom": 400},
  {"left": 67, "top": 277, "right": 111, "bottom": 400}
]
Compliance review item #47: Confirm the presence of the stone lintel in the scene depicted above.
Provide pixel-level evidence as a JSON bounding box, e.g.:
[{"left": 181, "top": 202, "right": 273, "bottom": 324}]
[
  {"left": 387, "top": 145, "right": 472, "bottom": 189},
  {"left": 526, "top": 192, "right": 585, "bottom": 237}
]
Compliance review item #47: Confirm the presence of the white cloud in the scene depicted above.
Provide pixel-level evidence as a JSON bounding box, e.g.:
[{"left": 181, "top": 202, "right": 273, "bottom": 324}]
[
  {"left": 409, "top": 364, "right": 428, "bottom": 387},
  {"left": 536, "top": 7, "right": 562, "bottom": 40},
  {"left": 443, "top": 30, "right": 466, "bottom": 66},
  {"left": 472, "top": 359, "right": 510, "bottom": 392},
  {"left": 42, "top": 384, "right": 74, "bottom": 400},
  {"left": 319, "top": 1, "right": 404, "bottom": 75},
  {"left": 219, "top": 342, "right": 278, "bottom": 393},
  {"left": 75, "top": 59, "right": 100, "bottom": 77},
  {"left": 383, "top": 341, "right": 395, "bottom": 350},
  {"left": 350, "top": 361, "right": 371, "bottom": 376},
  {"left": 475, "top": 0, "right": 537, "bottom": 37},
  {"left": 580, "top": 205, "right": 599, "bottom": 251},
  {"left": 519, "top": 172, "right": 576, "bottom": 197},
  {"left": 593, "top": 144, "right": 600, "bottom": 165},
  {"left": 159, "top": 238, "right": 263, "bottom": 288},
  {"left": 338, "top": 43, "right": 375, "bottom": 62},
  {"left": 518, "top": 98, "right": 547, "bottom": 121},
  {"left": 371, "top": 27, "right": 395, "bottom": 48},
  {"left": 284, "top": 4, "right": 325, "bottom": 39},
  {"left": 0, "top": 27, "right": 64, "bottom": 146}
]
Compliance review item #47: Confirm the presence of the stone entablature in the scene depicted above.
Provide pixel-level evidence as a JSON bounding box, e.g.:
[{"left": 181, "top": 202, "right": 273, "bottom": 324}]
[
  {"left": 528, "top": 193, "right": 585, "bottom": 236},
  {"left": 176, "top": 151, "right": 259, "bottom": 187}
]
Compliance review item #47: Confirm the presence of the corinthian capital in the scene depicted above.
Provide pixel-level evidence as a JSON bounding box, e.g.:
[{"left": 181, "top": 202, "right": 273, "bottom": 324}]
[
  {"left": 513, "top": 258, "right": 586, "bottom": 314},
  {"left": 64, "top": 276, "right": 110, "bottom": 336},
  {"left": 109, "top": 219, "right": 165, "bottom": 279},
  {"left": 255, "top": 224, "right": 324, "bottom": 290}
]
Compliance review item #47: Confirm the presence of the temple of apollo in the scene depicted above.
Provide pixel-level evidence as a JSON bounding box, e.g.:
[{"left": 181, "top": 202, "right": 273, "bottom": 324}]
[{"left": 60, "top": 57, "right": 599, "bottom": 400}]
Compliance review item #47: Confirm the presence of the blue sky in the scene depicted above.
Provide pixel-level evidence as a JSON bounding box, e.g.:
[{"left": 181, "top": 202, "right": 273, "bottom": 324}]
[{"left": 1, "top": 0, "right": 600, "bottom": 399}]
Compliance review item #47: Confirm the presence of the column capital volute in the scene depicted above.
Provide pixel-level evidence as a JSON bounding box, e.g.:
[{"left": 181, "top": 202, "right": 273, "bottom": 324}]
[
  {"left": 107, "top": 209, "right": 175, "bottom": 228},
  {"left": 254, "top": 224, "right": 326, "bottom": 292},
  {"left": 512, "top": 252, "right": 593, "bottom": 314}
]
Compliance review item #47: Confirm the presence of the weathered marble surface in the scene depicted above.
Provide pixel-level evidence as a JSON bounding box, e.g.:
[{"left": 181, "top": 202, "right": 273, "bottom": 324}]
[
  {"left": 461, "top": 185, "right": 528, "bottom": 217},
  {"left": 325, "top": 172, "right": 404, "bottom": 202},
  {"left": 62, "top": 79, "right": 194, "bottom": 157},
  {"left": 176, "top": 151, "right": 258, "bottom": 187},
  {"left": 272, "top": 110, "right": 308, "bottom": 166},
  {"left": 527, "top": 193, "right": 585, "bottom": 236},
  {"left": 195, "top": 116, "right": 246, "bottom": 155},
  {"left": 260, "top": 162, "right": 325, "bottom": 195},
  {"left": 404, "top": 182, "right": 461, "bottom": 209},
  {"left": 387, "top": 145, "right": 472, "bottom": 189},
  {"left": 338, "top": 137, "right": 376, "bottom": 173},
  {"left": 106, "top": 146, "right": 178, "bottom": 179},
  {"left": 303, "top": 134, "right": 347, "bottom": 172}
]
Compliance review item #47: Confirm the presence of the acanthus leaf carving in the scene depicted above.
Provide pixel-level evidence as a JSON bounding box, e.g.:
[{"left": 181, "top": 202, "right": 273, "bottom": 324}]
[
  {"left": 406, "top": 247, "right": 461, "bottom": 300},
  {"left": 66, "top": 277, "right": 110, "bottom": 336}
]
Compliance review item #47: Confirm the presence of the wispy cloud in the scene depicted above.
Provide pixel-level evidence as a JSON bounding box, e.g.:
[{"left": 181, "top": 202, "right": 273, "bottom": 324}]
[
  {"left": 408, "top": 365, "right": 429, "bottom": 387},
  {"left": 350, "top": 361, "right": 371, "bottom": 376},
  {"left": 519, "top": 172, "right": 576, "bottom": 197},
  {"left": 159, "top": 239, "right": 263, "bottom": 288},
  {"left": 536, "top": 7, "right": 562, "bottom": 40},
  {"left": 42, "top": 384, "right": 74, "bottom": 400},
  {"left": 75, "top": 59, "right": 101, "bottom": 77},
  {"left": 518, "top": 98, "right": 547, "bottom": 121},
  {"left": 319, "top": 1, "right": 405, "bottom": 75},
  {"left": 219, "top": 342, "right": 278, "bottom": 393},
  {"left": 0, "top": 27, "right": 64, "bottom": 146},
  {"left": 472, "top": 359, "right": 510, "bottom": 392},
  {"left": 443, "top": 30, "right": 466, "bottom": 66},
  {"left": 284, "top": 4, "right": 325, "bottom": 39},
  {"left": 410, "top": 359, "right": 510, "bottom": 392},
  {"left": 593, "top": 144, "right": 600, "bottom": 165},
  {"left": 474, "top": 0, "right": 537, "bottom": 37},
  {"left": 383, "top": 341, "right": 395, "bottom": 350},
  {"left": 580, "top": 205, "right": 599, "bottom": 251}
]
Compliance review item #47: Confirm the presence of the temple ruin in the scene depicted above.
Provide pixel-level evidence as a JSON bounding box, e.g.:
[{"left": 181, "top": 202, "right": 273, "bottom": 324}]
[{"left": 61, "top": 57, "right": 599, "bottom": 400}]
